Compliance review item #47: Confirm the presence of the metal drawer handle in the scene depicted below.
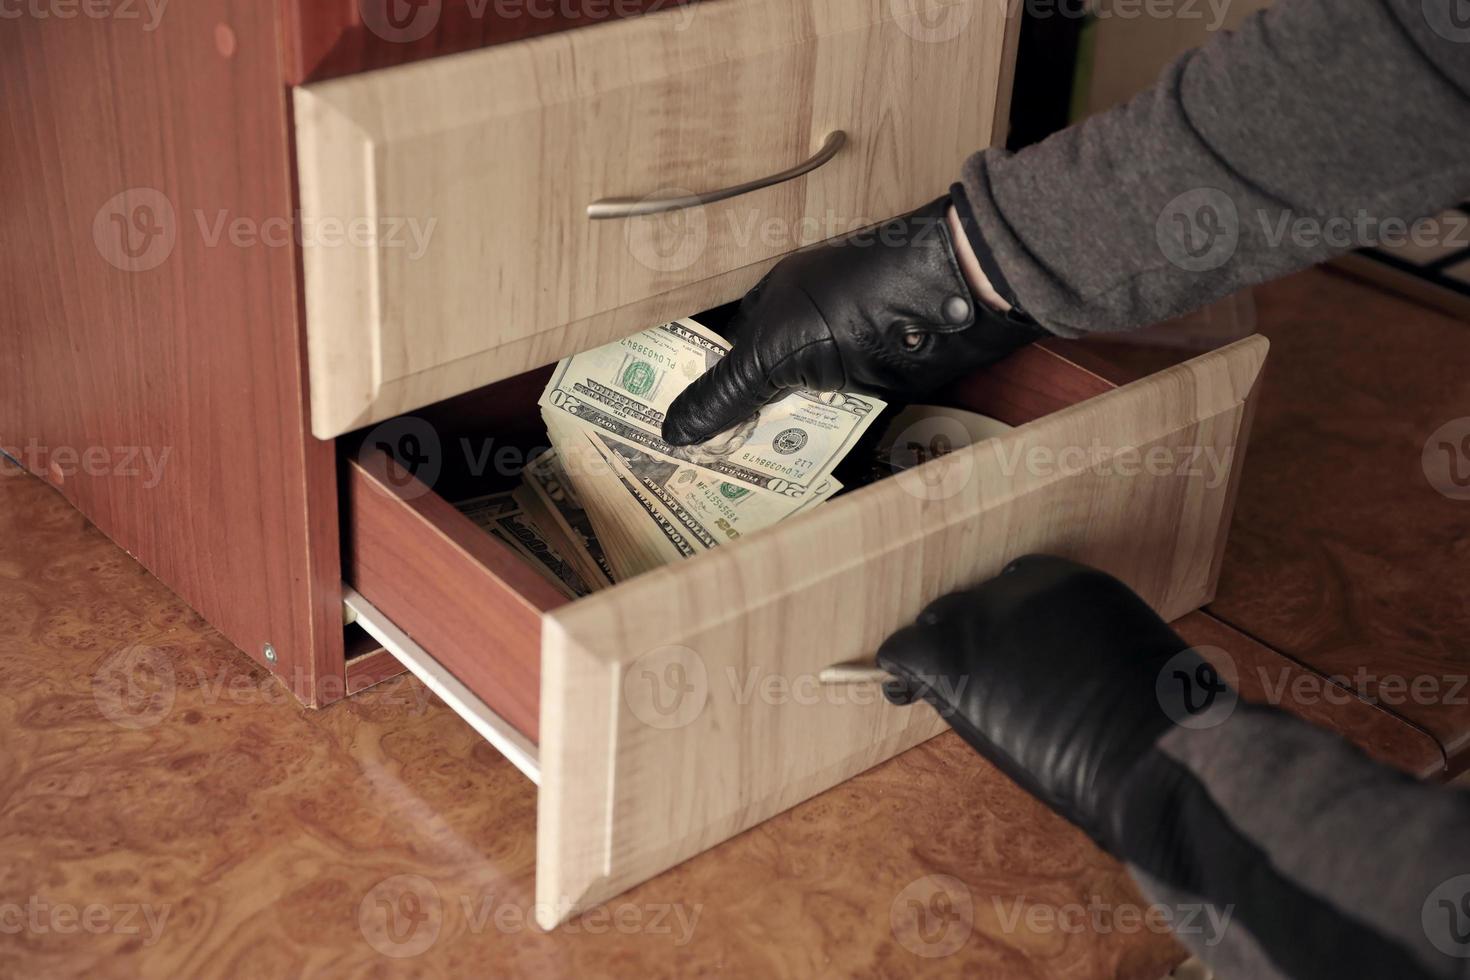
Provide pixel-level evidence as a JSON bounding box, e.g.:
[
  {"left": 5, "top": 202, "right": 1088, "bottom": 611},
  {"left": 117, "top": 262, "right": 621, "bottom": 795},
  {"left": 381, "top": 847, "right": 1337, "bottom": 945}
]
[{"left": 587, "top": 130, "right": 847, "bottom": 220}]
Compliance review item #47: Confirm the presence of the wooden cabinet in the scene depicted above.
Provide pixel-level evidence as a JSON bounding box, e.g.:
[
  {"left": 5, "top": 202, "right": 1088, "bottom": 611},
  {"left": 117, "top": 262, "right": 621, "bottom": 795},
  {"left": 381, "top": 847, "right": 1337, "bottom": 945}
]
[
  {"left": 0, "top": 0, "right": 1287, "bottom": 934},
  {"left": 294, "top": 0, "right": 1017, "bottom": 436}
]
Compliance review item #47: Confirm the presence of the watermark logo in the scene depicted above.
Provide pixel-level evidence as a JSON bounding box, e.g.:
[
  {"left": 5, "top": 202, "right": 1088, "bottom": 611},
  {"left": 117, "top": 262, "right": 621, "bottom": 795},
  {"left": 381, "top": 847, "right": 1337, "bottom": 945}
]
[
  {"left": 360, "top": 0, "right": 442, "bottom": 42},
  {"left": 889, "top": 0, "right": 974, "bottom": 43},
  {"left": 359, "top": 417, "right": 443, "bottom": 499},
  {"left": 622, "top": 194, "right": 709, "bottom": 274},
  {"left": 624, "top": 644, "right": 708, "bottom": 729},
  {"left": 1423, "top": 874, "right": 1470, "bottom": 958},
  {"left": 359, "top": 875, "right": 444, "bottom": 958},
  {"left": 991, "top": 895, "right": 1233, "bottom": 946},
  {"left": 891, "top": 874, "right": 973, "bottom": 958},
  {"left": 1157, "top": 188, "right": 1239, "bottom": 273},
  {"left": 1423, "top": 418, "right": 1470, "bottom": 500},
  {"left": 0, "top": 0, "right": 170, "bottom": 30},
  {"left": 1424, "top": 0, "right": 1470, "bottom": 42},
  {"left": 0, "top": 897, "right": 171, "bottom": 945},
  {"left": 1156, "top": 646, "right": 1238, "bottom": 729},
  {"left": 888, "top": 414, "right": 979, "bottom": 502},
  {"left": 93, "top": 187, "right": 176, "bottom": 273},
  {"left": 92, "top": 643, "right": 177, "bottom": 730}
]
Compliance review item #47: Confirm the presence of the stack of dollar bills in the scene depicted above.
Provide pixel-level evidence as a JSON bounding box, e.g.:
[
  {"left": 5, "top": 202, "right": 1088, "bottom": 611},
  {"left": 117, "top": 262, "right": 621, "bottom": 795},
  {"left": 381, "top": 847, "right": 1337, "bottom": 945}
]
[{"left": 453, "top": 318, "right": 887, "bottom": 596}]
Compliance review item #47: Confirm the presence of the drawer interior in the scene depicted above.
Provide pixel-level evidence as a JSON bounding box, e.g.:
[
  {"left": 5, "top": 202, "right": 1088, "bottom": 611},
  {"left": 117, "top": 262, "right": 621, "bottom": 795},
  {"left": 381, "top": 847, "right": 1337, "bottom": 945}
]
[{"left": 339, "top": 316, "right": 1122, "bottom": 745}]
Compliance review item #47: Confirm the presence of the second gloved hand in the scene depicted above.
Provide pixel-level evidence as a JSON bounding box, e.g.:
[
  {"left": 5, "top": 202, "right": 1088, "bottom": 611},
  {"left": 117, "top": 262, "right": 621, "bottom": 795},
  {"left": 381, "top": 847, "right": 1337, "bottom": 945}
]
[
  {"left": 877, "top": 556, "right": 1229, "bottom": 851},
  {"left": 661, "top": 197, "right": 1047, "bottom": 447}
]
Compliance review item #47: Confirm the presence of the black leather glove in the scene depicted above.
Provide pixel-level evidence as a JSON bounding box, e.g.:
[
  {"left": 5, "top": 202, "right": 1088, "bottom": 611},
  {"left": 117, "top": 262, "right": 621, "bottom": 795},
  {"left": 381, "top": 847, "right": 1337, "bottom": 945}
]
[
  {"left": 661, "top": 196, "right": 1048, "bottom": 446},
  {"left": 876, "top": 555, "right": 1226, "bottom": 852}
]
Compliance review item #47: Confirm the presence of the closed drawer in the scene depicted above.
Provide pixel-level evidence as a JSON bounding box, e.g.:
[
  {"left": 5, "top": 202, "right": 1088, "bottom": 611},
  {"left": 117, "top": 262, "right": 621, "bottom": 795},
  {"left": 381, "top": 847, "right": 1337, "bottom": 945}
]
[
  {"left": 294, "top": 0, "right": 1016, "bottom": 437},
  {"left": 340, "top": 335, "right": 1270, "bottom": 927}
]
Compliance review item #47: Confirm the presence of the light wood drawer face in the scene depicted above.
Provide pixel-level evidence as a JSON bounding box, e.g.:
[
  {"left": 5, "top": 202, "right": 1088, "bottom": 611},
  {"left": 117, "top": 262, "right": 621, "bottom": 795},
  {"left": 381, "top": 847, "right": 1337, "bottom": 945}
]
[
  {"left": 295, "top": 0, "right": 1015, "bottom": 437},
  {"left": 343, "top": 337, "right": 1269, "bottom": 927}
]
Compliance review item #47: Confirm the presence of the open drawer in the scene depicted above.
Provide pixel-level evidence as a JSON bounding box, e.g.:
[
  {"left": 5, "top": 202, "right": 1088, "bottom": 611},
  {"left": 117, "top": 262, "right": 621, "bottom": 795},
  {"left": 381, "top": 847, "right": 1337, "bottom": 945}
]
[
  {"left": 339, "top": 335, "right": 1268, "bottom": 928},
  {"left": 295, "top": 0, "right": 1018, "bottom": 437}
]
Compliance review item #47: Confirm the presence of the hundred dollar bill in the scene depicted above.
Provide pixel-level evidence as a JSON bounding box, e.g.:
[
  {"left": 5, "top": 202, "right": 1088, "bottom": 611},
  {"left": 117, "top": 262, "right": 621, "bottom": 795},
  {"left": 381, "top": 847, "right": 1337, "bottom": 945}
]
[
  {"left": 590, "top": 430, "right": 838, "bottom": 548},
  {"left": 539, "top": 317, "right": 885, "bottom": 498},
  {"left": 454, "top": 492, "right": 590, "bottom": 599}
]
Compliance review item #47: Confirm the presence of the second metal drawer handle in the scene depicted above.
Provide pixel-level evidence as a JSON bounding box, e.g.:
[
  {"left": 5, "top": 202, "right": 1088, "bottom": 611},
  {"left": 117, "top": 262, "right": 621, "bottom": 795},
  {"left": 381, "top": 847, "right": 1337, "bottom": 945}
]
[{"left": 587, "top": 130, "right": 847, "bottom": 220}]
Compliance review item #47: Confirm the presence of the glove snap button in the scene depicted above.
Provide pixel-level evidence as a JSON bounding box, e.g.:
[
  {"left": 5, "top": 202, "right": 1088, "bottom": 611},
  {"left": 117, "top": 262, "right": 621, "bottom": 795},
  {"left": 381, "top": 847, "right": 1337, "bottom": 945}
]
[{"left": 942, "top": 295, "right": 972, "bottom": 325}]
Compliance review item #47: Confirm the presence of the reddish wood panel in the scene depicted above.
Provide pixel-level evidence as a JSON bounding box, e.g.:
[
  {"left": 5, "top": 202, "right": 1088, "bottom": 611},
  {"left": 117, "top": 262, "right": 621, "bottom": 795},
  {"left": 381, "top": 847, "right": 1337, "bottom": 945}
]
[
  {"left": 345, "top": 647, "right": 409, "bottom": 694},
  {"left": 1206, "top": 270, "right": 1470, "bottom": 772},
  {"left": 343, "top": 450, "right": 567, "bottom": 740},
  {"left": 0, "top": 2, "right": 344, "bottom": 702},
  {"left": 280, "top": 0, "right": 696, "bottom": 84},
  {"left": 941, "top": 340, "right": 1119, "bottom": 426}
]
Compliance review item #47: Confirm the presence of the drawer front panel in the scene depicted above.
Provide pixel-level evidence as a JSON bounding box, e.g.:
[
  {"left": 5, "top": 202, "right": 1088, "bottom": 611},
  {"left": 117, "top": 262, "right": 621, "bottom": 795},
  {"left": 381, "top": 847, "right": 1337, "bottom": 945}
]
[
  {"left": 535, "top": 337, "right": 1269, "bottom": 925},
  {"left": 295, "top": 0, "right": 1015, "bottom": 437}
]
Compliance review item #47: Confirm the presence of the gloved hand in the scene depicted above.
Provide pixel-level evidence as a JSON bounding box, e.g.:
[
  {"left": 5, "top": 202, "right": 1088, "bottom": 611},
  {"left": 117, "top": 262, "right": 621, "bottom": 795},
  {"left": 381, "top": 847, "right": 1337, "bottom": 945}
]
[
  {"left": 877, "top": 555, "right": 1224, "bottom": 851},
  {"left": 661, "top": 196, "right": 1048, "bottom": 447}
]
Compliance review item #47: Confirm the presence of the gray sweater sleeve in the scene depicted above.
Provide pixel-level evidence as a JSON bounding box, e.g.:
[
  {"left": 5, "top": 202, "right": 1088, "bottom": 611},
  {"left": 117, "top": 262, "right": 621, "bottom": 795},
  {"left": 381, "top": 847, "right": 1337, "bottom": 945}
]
[
  {"left": 955, "top": 0, "right": 1470, "bottom": 335},
  {"left": 1112, "top": 705, "right": 1470, "bottom": 979}
]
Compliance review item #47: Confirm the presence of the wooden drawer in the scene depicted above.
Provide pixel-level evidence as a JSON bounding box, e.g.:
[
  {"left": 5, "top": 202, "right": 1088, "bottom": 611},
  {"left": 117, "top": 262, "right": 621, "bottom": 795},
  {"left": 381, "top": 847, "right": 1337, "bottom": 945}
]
[
  {"left": 339, "top": 335, "right": 1269, "bottom": 927},
  {"left": 294, "top": 0, "right": 1018, "bottom": 437}
]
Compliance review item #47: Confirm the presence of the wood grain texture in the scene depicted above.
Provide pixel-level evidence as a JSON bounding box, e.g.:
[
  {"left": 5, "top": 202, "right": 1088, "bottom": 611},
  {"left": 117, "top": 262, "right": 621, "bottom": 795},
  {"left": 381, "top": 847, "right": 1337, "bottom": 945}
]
[
  {"left": 536, "top": 337, "right": 1269, "bottom": 926},
  {"left": 0, "top": 1, "right": 345, "bottom": 702},
  {"left": 279, "top": 0, "right": 696, "bottom": 84},
  {"left": 344, "top": 450, "right": 567, "bottom": 739},
  {"left": 294, "top": 0, "right": 1019, "bottom": 436},
  {"left": 1207, "top": 270, "right": 1470, "bottom": 772},
  {"left": 1, "top": 454, "right": 1442, "bottom": 975},
  {"left": 0, "top": 454, "right": 1188, "bottom": 978}
]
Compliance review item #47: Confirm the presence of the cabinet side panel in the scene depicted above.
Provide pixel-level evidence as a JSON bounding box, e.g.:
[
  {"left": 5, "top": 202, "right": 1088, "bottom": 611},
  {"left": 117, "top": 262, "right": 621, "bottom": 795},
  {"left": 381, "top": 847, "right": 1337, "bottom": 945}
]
[{"left": 0, "top": 3, "right": 342, "bottom": 700}]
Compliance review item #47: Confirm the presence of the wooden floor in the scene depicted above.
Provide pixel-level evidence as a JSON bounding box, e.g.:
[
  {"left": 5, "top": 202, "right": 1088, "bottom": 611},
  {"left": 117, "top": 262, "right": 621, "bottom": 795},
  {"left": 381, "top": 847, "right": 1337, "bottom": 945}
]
[{"left": 0, "top": 268, "right": 1462, "bottom": 977}]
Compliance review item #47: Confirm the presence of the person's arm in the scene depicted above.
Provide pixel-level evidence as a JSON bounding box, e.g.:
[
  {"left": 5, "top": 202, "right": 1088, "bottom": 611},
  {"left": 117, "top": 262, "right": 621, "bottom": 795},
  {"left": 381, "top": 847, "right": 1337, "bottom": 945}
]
[
  {"left": 662, "top": 0, "right": 1470, "bottom": 446},
  {"left": 1118, "top": 706, "right": 1470, "bottom": 979},
  {"left": 876, "top": 556, "right": 1470, "bottom": 980},
  {"left": 956, "top": 0, "right": 1470, "bottom": 333}
]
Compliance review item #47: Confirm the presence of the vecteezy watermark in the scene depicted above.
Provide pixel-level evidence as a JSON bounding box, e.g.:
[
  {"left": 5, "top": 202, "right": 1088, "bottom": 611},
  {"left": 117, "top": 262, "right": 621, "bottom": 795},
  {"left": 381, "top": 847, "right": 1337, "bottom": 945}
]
[
  {"left": 92, "top": 644, "right": 433, "bottom": 730},
  {"left": 1157, "top": 188, "right": 1240, "bottom": 273},
  {"left": 1423, "top": 417, "right": 1470, "bottom": 501},
  {"left": 1258, "top": 208, "right": 1470, "bottom": 253},
  {"left": 623, "top": 645, "right": 709, "bottom": 730},
  {"left": 987, "top": 439, "right": 1237, "bottom": 489},
  {"left": 194, "top": 210, "right": 437, "bottom": 260},
  {"left": 891, "top": 875, "right": 973, "bottom": 958},
  {"left": 1423, "top": 0, "right": 1470, "bottom": 43},
  {"left": 357, "top": 417, "right": 444, "bottom": 501},
  {"left": 93, "top": 643, "right": 178, "bottom": 730},
  {"left": 0, "top": 897, "right": 171, "bottom": 946},
  {"left": 93, "top": 187, "right": 177, "bottom": 272},
  {"left": 889, "top": 0, "right": 975, "bottom": 43},
  {"left": 1156, "top": 646, "right": 1239, "bottom": 730},
  {"left": 1423, "top": 874, "right": 1470, "bottom": 958},
  {"left": 3, "top": 439, "right": 172, "bottom": 489},
  {"left": 92, "top": 189, "right": 438, "bottom": 272},
  {"left": 356, "top": 419, "right": 572, "bottom": 501},
  {"left": 357, "top": 875, "right": 702, "bottom": 957},
  {"left": 0, "top": 0, "right": 169, "bottom": 30},
  {"left": 1160, "top": 193, "right": 1470, "bottom": 273},
  {"left": 1252, "top": 666, "right": 1470, "bottom": 709},
  {"left": 358, "top": 0, "right": 694, "bottom": 43},
  {"left": 991, "top": 895, "right": 1234, "bottom": 947},
  {"left": 621, "top": 192, "right": 710, "bottom": 274}
]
